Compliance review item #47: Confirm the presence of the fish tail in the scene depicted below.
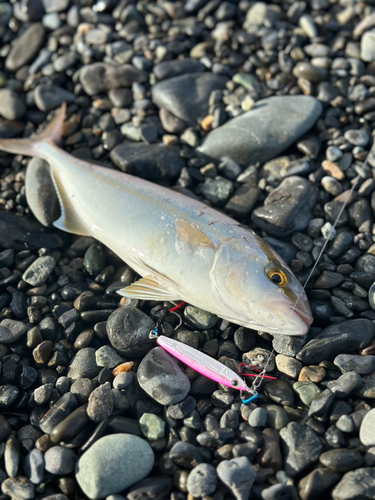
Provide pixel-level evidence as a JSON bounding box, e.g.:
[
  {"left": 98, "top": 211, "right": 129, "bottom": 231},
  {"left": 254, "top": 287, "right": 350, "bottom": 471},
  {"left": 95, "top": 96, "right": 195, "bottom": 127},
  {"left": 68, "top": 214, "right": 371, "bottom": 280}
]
[{"left": 0, "top": 102, "right": 66, "bottom": 159}]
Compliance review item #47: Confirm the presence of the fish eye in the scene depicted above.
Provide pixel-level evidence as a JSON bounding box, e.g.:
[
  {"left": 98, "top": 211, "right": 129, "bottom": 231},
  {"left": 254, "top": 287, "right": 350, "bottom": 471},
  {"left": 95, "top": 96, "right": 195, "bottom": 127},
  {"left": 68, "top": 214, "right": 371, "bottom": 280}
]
[
  {"left": 266, "top": 268, "right": 287, "bottom": 286},
  {"left": 231, "top": 379, "right": 239, "bottom": 387}
]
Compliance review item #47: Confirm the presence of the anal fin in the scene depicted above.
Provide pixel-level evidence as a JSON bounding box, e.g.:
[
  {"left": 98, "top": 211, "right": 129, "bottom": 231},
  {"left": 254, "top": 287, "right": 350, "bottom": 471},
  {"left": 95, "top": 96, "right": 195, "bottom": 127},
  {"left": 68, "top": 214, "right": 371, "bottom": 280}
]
[
  {"left": 51, "top": 166, "right": 91, "bottom": 236},
  {"left": 118, "top": 275, "right": 180, "bottom": 301}
]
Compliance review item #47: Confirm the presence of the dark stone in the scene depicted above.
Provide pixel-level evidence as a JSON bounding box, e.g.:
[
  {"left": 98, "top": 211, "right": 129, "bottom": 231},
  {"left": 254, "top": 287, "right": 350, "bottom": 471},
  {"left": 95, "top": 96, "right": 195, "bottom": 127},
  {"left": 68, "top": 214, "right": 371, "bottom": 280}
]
[{"left": 110, "top": 142, "right": 185, "bottom": 181}]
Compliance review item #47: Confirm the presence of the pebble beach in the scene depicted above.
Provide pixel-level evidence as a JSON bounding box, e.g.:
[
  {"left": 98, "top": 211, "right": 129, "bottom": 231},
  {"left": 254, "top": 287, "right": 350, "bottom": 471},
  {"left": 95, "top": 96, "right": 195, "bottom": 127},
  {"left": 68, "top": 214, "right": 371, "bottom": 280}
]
[{"left": 1, "top": 1, "right": 375, "bottom": 500}]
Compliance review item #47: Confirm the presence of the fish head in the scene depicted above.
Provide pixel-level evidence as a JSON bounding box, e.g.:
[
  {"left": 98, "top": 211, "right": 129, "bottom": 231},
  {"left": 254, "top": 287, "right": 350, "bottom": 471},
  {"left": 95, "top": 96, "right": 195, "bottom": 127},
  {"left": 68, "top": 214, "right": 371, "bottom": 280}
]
[{"left": 210, "top": 235, "right": 313, "bottom": 336}]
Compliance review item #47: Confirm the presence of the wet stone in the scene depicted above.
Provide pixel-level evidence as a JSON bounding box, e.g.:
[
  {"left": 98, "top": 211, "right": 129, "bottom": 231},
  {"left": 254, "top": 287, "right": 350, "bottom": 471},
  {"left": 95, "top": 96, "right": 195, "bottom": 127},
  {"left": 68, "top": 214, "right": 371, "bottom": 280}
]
[
  {"left": 50, "top": 405, "right": 90, "bottom": 444},
  {"left": 127, "top": 477, "right": 173, "bottom": 500},
  {"left": 34, "top": 85, "right": 75, "bottom": 112},
  {"left": 76, "top": 434, "right": 154, "bottom": 499},
  {"left": 187, "top": 463, "right": 217, "bottom": 498},
  {"left": 262, "top": 405, "right": 289, "bottom": 430},
  {"left": 39, "top": 392, "right": 78, "bottom": 434},
  {"left": 84, "top": 244, "right": 107, "bottom": 276},
  {"left": 33, "top": 340, "right": 52, "bottom": 365},
  {"left": 70, "top": 379, "right": 93, "bottom": 404},
  {"left": 308, "top": 389, "right": 335, "bottom": 418},
  {"left": 0, "top": 90, "right": 26, "bottom": 121},
  {"left": 33, "top": 383, "right": 53, "bottom": 404}
]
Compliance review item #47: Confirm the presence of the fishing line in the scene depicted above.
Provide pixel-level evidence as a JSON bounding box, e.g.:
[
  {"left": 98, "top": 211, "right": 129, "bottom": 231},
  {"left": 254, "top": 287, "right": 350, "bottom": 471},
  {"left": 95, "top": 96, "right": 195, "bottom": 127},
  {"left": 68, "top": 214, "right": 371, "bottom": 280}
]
[{"left": 247, "top": 142, "right": 373, "bottom": 399}]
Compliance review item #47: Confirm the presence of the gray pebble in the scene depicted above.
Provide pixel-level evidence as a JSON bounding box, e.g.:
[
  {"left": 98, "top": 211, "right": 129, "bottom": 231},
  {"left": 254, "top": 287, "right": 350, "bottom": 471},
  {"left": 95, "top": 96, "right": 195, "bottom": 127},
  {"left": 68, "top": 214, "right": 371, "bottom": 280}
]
[
  {"left": 113, "top": 371, "right": 134, "bottom": 390},
  {"left": 187, "top": 463, "right": 217, "bottom": 497},
  {"left": 22, "top": 256, "right": 56, "bottom": 286},
  {"left": 44, "top": 446, "right": 77, "bottom": 475},
  {"left": 33, "top": 383, "right": 53, "bottom": 405},
  {"left": 139, "top": 413, "right": 165, "bottom": 441},
  {"left": 75, "top": 434, "right": 154, "bottom": 499},
  {"left": 0, "top": 90, "right": 26, "bottom": 120},
  {"left": 249, "top": 407, "right": 267, "bottom": 428},
  {"left": 332, "top": 468, "right": 375, "bottom": 500},
  {"left": 34, "top": 85, "right": 75, "bottom": 112},
  {"left": 67, "top": 348, "right": 100, "bottom": 381},
  {"left": 87, "top": 382, "right": 113, "bottom": 422},
  {"left": 95, "top": 346, "right": 122, "bottom": 369},
  {"left": 1, "top": 477, "right": 35, "bottom": 500},
  {"left": 359, "top": 408, "right": 375, "bottom": 446},
  {"left": 0, "top": 319, "right": 28, "bottom": 344},
  {"left": 23, "top": 449, "right": 44, "bottom": 484},
  {"left": 4, "top": 435, "right": 19, "bottom": 477},
  {"left": 217, "top": 456, "right": 256, "bottom": 500},
  {"left": 5, "top": 23, "right": 45, "bottom": 72}
]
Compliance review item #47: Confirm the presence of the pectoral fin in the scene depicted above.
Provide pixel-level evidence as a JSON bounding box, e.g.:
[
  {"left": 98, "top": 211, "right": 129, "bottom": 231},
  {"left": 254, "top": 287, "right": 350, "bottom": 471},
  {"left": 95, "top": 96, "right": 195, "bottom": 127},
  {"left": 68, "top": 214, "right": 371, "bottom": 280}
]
[
  {"left": 118, "top": 275, "right": 180, "bottom": 301},
  {"left": 175, "top": 220, "right": 215, "bottom": 254},
  {"left": 51, "top": 166, "right": 91, "bottom": 236}
]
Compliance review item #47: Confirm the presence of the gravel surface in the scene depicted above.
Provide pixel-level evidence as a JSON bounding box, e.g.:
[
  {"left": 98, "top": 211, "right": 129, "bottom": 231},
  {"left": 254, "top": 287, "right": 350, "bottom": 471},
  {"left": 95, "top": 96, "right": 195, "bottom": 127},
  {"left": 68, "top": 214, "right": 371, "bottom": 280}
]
[{"left": 0, "top": 1, "right": 375, "bottom": 500}]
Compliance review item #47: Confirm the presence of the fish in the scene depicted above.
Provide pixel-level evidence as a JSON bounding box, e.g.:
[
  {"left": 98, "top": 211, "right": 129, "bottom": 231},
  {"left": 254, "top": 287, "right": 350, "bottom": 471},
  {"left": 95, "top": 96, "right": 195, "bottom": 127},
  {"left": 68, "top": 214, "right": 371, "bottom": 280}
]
[{"left": 0, "top": 103, "right": 313, "bottom": 336}]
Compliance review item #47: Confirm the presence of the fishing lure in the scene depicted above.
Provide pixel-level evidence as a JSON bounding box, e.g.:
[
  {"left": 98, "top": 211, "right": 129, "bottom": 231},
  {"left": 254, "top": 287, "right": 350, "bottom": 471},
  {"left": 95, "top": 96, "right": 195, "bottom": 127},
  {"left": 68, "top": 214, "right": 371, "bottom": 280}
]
[{"left": 150, "top": 308, "right": 276, "bottom": 403}]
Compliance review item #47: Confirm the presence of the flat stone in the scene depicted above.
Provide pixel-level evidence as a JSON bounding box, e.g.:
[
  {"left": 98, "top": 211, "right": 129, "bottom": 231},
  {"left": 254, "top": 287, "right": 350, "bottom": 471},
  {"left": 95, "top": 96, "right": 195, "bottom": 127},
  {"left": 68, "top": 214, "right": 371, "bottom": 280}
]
[
  {"left": 184, "top": 306, "right": 219, "bottom": 330},
  {"left": 198, "top": 96, "right": 322, "bottom": 166},
  {"left": 154, "top": 59, "right": 205, "bottom": 80},
  {"left": 139, "top": 413, "right": 165, "bottom": 441},
  {"left": 293, "top": 381, "right": 321, "bottom": 406},
  {"left": 110, "top": 142, "right": 185, "bottom": 181},
  {"left": 5, "top": 23, "right": 45, "bottom": 72},
  {"left": 75, "top": 434, "right": 154, "bottom": 500},
  {"left": 44, "top": 446, "right": 77, "bottom": 475},
  {"left": 1, "top": 477, "right": 34, "bottom": 500},
  {"left": 187, "top": 463, "right": 217, "bottom": 498},
  {"left": 152, "top": 72, "right": 228, "bottom": 126},
  {"left": 334, "top": 354, "right": 375, "bottom": 375},
  {"left": 87, "top": 382, "right": 113, "bottom": 422},
  {"left": 95, "top": 346, "right": 122, "bottom": 369},
  {"left": 297, "top": 319, "right": 375, "bottom": 364}
]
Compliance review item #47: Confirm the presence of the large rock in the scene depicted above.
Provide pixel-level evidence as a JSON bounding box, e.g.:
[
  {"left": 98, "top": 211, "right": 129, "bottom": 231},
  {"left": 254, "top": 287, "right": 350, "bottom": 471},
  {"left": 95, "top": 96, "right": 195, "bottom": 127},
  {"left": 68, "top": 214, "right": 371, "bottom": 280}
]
[
  {"left": 296, "top": 319, "right": 375, "bottom": 365},
  {"left": 198, "top": 96, "right": 322, "bottom": 165},
  {"left": 332, "top": 468, "right": 375, "bottom": 500},
  {"left": 75, "top": 434, "right": 154, "bottom": 500},
  {"left": 110, "top": 142, "right": 185, "bottom": 181},
  {"left": 151, "top": 72, "right": 228, "bottom": 125}
]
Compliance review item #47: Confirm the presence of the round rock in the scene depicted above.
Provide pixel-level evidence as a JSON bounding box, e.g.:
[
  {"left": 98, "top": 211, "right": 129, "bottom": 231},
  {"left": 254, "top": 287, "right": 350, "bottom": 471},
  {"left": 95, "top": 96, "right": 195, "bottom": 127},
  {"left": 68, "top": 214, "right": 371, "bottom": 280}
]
[
  {"left": 106, "top": 307, "right": 155, "bottom": 357},
  {"left": 75, "top": 434, "right": 154, "bottom": 500},
  {"left": 44, "top": 446, "right": 77, "bottom": 475}
]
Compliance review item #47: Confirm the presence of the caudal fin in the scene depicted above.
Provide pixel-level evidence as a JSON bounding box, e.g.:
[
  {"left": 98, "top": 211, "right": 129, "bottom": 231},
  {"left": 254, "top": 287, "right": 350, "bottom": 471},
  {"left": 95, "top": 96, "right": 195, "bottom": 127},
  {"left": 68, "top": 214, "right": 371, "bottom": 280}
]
[{"left": 0, "top": 102, "right": 66, "bottom": 158}]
